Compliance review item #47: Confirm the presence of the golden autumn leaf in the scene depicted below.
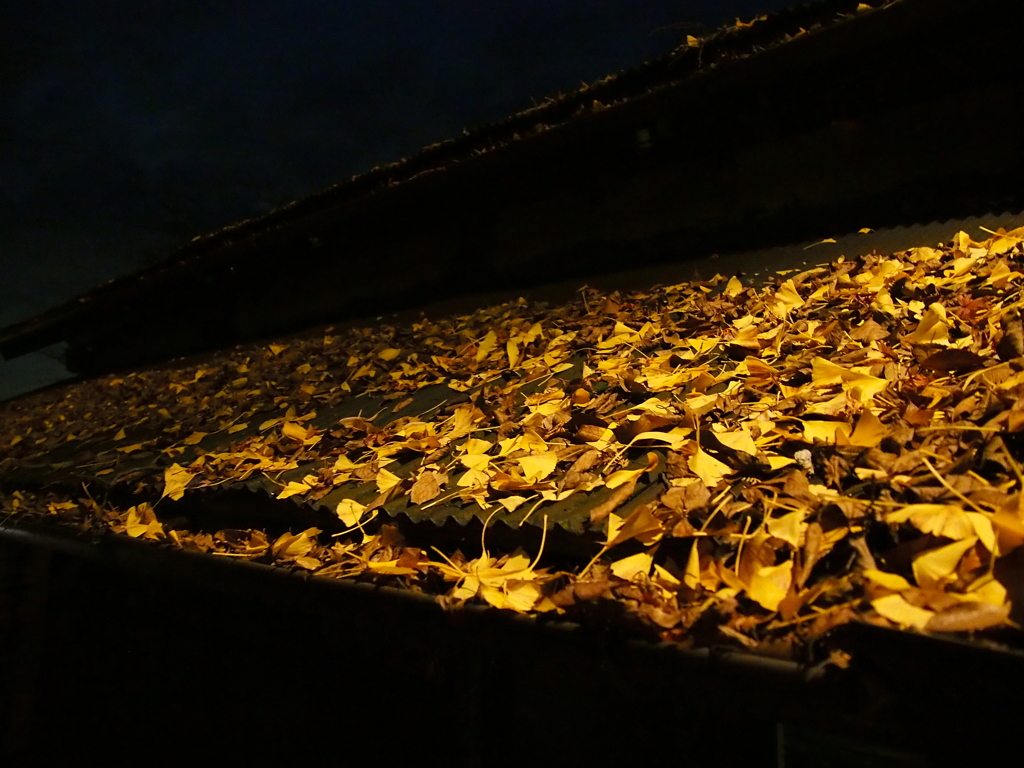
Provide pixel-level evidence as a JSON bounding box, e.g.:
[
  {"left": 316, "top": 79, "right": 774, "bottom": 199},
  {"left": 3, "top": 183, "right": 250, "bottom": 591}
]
[
  {"left": 886, "top": 504, "right": 978, "bottom": 543},
  {"left": 605, "top": 452, "right": 659, "bottom": 489},
  {"left": 375, "top": 468, "right": 402, "bottom": 493},
  {"left": 431, "top": 524, "right": 553, "bottom": 613},
  {"left": 610, "top": 550, "right": 653, "bottom": 581},
  {"left": 905, "top": 303, "right": 949, "bottom": 345},
  {"left": 747, "top": 560, "right": 793, "bottom": 611},
  {"left": 688, "top": 446, "right": 733, "bottom": 487},
  {"left": 803, "top": 237, "right": 837, "bottom": 249},
  {"left": 713, "top": 426, "right": 757, "bottom": 455},
  {"left": 606, "top": 504, "right": 664, "bottom": 548},
  {"left": 161, "top": 463, "right": 193, "bottom": 501},
  {"left": 811, "top": 358, "right": 888, "bottom": 401},
  {"left": 496, "top": 495, "right": 529, "bottom": 513},
  {"left": 506, "top": 339, "right": 521, "bottom": 369},
  {"left": 625, "top": 429, "right": 690, "bottom": 451},
  {"left": 721, "top": 275, "right": 743, "bottom": 297},
  {"left": 770, "top": 280, "right": 804, "bottom": 318},
  {"left": 846, "top": 409, "right": 887, "bottom": 448},
  {"left": 965, "top": 575, "right": 1007, "bottom": 607},
  {"left": 863, "top": 568, "right": 913, "bottom": 592},
  {"left": 683, "top": 542, "right": 702, "bottom": 590},
  {"left": 335, "top": 498, "right": 369, "bottom": 527},
  {"left": 281, "top": 421, "right": 310, "bottom": 442},
  {"left": 801, "top": 420, "right": 851, "bottom": 443},
  {"left": 124, "top": 504, "right": 165, "bottom": 540},
  {"left": 366, "top": 559, "right": 418, "bottom": 576},
  {"left": 277, "top": 479, "right": 314, "bottom": 500},
  {"left": 272, "top": 527, "right": 321, "bottom": 559},
  {"left": 872, "top": 593, "right": 935, "bottom": 630},
  {"left": 517, "top": 451, "right": 558, "bottom": 483},
  {"left": 912, "top": 537, "right": 978, "bottom": 589},
  {"left": 732, "top": 14, "right": 766, "bottom": 28},
  {"left": 474, "top": 330, "right": 498, "bottom": 362},
  {"left": 765, "top": 510, "right": 807, "bottom": 548}
]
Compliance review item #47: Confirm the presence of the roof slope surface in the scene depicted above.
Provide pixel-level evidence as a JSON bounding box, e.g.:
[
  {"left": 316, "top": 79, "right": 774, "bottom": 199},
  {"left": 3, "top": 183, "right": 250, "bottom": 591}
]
[{"left": 4, "top": 220, "right": 1024, "bottom": 654}]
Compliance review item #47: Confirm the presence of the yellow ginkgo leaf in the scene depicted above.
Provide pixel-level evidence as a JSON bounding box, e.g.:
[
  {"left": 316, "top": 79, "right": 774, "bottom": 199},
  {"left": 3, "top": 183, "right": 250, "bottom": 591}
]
[
  {"left": 366, "top": 559, "right": 417, "bottom": 575},
  {"left": 771, "top": 280, "right": 804, "bottom": 317},
  {"left": 912, "top": 537, "right": 978, "bottom": 589},
  {"left": 610, "top": 551, "right": 653, "bottom": 581},
  {"left": 377, "top": 348, "right": 401, "bottom": 361},
  {"left": 496, "top": 495, "right": 529, "bottom": 513},
  {"left": 457, "top": 468, "right": 490, "bottom": 487},
  {"left": 965, "top": 574, "right": 1007, "bottom": 607},
  {"left": 723, "top": 276, "right": 744, "bottom": 297},
  {"left": 474, "top": 330, "right": 498, "bottom": 361},
  {"left": 765, "top": 510, "right": 806, "bottom": 548},
  {"left": 886, "top": 504, "right": 975, "bottom": 541},
  {"left": 811, "top": 358, "right": 889, "bottom": 401},
  {"left": 376, "top": 468, "right": 402, "bottom": 493},
  {"left": 272, "top": 527, "right": 320, "bottom": 558},
  {"left": 517, "top": 451, "right": 558, "bottom": 483},
  {"left": 503, "top": 581, "right": 544, "bottom": 612},
  {"left": 277, "top": 480, "right": 313, "bottom": 500},
  {"left": 626, "top": 430, "right": 690, "bottom": 451},
  {"left": 683, "top": 542, "right": 701, "bottom": 590},
  {"left": 605, "top": 452, "right": 659, "bottom": 489},
  {"left": 606, "top": 504, "right": 664, "bottom": 548},
  {"left": 161, "top": 463, "right": 193, "bottom": 501},
  {"left": 125, "top": 504, "right": 165, "bottom": 540},
  {"left": 689, "top": 447, "right": 733, "bottom": 487},
  {"left": 460, "top": 453, "right": 492, "bottom": 471},
  {"left": 281, "top": 421, "right": 309, "bottom": 442},
  {"left": 871, "top": 593, "right": 935, "bottom": 630},
  {"left": 863, "top": 568, "right": 913, "bottom": 591},
  {"left": 506, "top": 339, "right": 521, "bottom": 369},
  {"left": 714, "top": 426, "right": 757, "bottom": 455},
  {"left": 847, "top": 409, "right": 887, "bottom": 448},
  {"left": 332, "top": 455, "right": 362, "bottom": 472},
  {"left": 905, "top": 303, "right": 949, "bottom": 345},
  {"left": 335, "top": 499, "right": 368, "bottom": 527},
  {"left": 747, "top": 560, "right": 793, "bottom": 612}
]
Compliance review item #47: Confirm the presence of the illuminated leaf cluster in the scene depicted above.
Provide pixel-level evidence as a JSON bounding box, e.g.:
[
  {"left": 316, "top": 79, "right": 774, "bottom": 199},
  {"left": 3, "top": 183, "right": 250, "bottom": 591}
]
[{"left": 4, "top": 224, "right": 1024, "bottom": 653}]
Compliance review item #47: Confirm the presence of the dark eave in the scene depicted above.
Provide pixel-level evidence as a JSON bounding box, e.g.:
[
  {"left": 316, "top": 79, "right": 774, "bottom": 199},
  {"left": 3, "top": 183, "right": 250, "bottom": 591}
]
[{"left": 1, "top": 0, "right": 1021, "bottom": 375}]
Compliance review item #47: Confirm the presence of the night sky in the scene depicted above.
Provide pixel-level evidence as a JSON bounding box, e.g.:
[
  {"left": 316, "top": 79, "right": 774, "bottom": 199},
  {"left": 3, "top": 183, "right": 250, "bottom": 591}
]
[{"left": 0, "top": 0, "right": 793, "bottom": 399}]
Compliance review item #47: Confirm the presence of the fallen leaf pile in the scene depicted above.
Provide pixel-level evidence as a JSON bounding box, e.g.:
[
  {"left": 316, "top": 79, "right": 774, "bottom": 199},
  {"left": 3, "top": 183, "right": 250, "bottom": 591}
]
[{"left": 4, "top": 223, "right": 1024, "bottom": 656}]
